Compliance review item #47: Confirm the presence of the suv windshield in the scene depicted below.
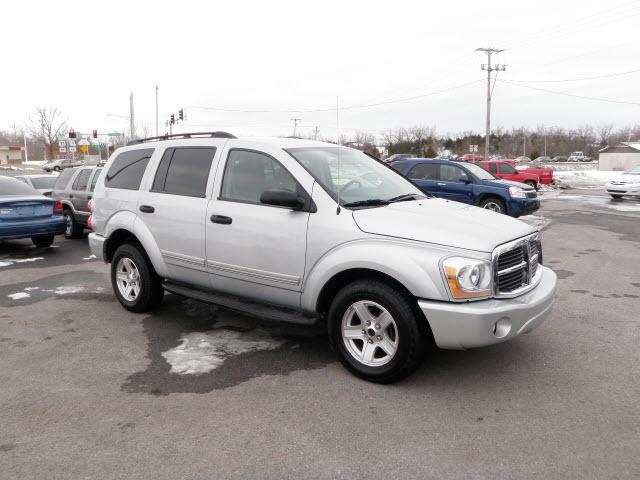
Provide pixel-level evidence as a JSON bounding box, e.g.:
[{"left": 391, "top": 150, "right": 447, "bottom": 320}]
[
  {"left": 466, "top": 163, "right": 496, "bottom": 180},
  {"left": 286, "top": 146, "right": 424, "bottom": 207}
]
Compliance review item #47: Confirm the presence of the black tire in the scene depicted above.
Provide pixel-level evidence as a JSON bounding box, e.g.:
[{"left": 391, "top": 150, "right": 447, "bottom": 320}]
[
  {"left": 524, "top": 180, "right": 537, "bottom": 190},
  {"left": 32, "top": 234, "right": 54, "bottom": 248},
  {"left": 327, "top": 280, "right": 430, "bottom": 383},
  {"left": 111, "top": 243, "right": 164, "bottom": 313},
  {"left": 63, "top": 210, "right": 84, "bottom": 239},
  {"left": 610, "top": 194, "right": 623, "bottom": 199},
  {"left": 53, "top": 166, "right": 61, "bottom": 172},
  {"left": 479, "top": 197, "right": 506, "bottom": 214}
]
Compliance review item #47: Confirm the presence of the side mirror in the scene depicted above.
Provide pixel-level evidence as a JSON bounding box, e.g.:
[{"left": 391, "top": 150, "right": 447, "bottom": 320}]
[{"left": 260, "top": 188, "right": 305, "bottom": 210}]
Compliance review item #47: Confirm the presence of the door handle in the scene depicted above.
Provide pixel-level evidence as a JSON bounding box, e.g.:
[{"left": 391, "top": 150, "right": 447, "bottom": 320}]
[
  {"left": 437, "top": 182, "right": 446, "bottom": 186},
  {"left": 139, "top": 205, "right": 155, "bottom": 213},
  {"left": 210, "top": 214, "right": 232, "bottom": 225}
]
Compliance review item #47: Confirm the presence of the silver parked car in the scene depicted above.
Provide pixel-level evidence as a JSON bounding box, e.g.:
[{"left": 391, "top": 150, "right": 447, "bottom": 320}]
[
  {"left": 42, "top": 158, "right": 85, "bottom": 172},
  {"left": 89, "top": 132, "right": 557, "bottom": 383},
  {"left": 14, "top": 174, "right": 58, "bottom": 196}
]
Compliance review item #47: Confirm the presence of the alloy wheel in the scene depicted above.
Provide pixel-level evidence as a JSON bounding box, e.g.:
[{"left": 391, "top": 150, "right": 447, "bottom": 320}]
[{"left": 115, "top": 257, "right": 141, "bottom": 302}]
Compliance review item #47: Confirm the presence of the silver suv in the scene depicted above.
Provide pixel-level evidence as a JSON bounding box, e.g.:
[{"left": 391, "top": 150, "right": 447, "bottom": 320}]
[
  {"left": 52, "top": 166, "right": 103, "bottom": 238},
  {"left": 89, "top": 132, "right": 557, "bottom": 383}
]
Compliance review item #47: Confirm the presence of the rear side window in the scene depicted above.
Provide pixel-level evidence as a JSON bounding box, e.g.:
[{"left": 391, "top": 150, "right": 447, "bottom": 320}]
[
  {"left": 105, "top": 148, "right": 154, "bottom": 190},
  {"left": 408, "top": 163, "right": 439, "bottom": 180},
  {"left": 53, "top": 168, "right": 75, "bottom": 190},
  {"left": 72, "top": 169, "right": 92, "bottom": 191},
  {"left": 90, "top": 168, "right": 103, "bottom": 192},
  {"left": 151, "top": 147, "right": 216, "bottom": 197}
]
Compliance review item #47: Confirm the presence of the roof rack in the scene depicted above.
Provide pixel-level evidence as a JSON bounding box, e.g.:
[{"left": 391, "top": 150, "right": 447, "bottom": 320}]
[{"left": 127, "top": 131, "right": 237, "bottom": 145}]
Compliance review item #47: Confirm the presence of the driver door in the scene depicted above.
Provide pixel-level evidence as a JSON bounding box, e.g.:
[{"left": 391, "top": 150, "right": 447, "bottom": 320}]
[
  {"left": 437, "top": 164, "right": 473, "bottom": 204},
  {"left": 205, "top": 145, "right": 311, "bottom": 309}
]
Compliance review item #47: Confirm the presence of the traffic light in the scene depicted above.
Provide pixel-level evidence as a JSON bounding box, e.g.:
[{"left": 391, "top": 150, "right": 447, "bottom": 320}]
[
  {"left": 92, "top": 129, "right": 98, "bottom": 138},
  {"left": 178, "top": 109, "right": 184, "bottom": 121},
  {"left": 69, "top": 128, "right": 76, "bottom": 139},
  {"left": 170, "top": 114, "right": 175, "bottom": 125}
]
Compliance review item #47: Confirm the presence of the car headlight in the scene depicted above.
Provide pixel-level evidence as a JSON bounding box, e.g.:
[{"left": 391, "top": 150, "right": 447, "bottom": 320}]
[
  {"left": 442, "top": 257, "right": 492, "bottom": 300},
  {"left": 509, "top": 186, "right": 526, "bottom": 198}
]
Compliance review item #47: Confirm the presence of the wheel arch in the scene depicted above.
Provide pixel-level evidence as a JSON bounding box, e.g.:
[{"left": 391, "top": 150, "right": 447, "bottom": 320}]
[{"left": 103, "top": 221, "right": 168, "bottom": 277}]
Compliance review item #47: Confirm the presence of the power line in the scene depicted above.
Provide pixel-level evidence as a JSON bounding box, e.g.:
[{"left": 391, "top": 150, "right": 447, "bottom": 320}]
[
  {"left": 506, "top": 67, "right": 640, "bottom": 83},
  {"left": 498, "top": 79, "right": 640, "bottom": 106}
]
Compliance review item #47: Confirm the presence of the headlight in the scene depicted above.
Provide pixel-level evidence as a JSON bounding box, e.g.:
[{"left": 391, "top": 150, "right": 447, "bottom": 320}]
[
  {"left": 442, "top": 257, "right": 492, "bottom": 300},
  {"left": 508, "top": 186, "right": 526, "bottom": 198}
]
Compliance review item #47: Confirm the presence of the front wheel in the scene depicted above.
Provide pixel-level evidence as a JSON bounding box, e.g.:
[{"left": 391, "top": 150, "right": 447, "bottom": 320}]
[
  {"left": 111, "top": 243, "right": 164, "bottom": 313},
  {"left": 328, "top": 280, "right": 430, "bottom": 383},
  {"left": 479, "top": 197, "right": 506, "bottom": 214},
  {"left": 32, "top": 234, "right": 54, "bottom": 248}
]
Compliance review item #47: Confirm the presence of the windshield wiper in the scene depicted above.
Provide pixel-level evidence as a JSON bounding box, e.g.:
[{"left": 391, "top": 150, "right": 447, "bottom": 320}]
[
  {"left": 387, "top": 193, "right": 427, "bottom": 202},
  {"left": 342, "top": 199, "right": 390, "bottom": 208}
]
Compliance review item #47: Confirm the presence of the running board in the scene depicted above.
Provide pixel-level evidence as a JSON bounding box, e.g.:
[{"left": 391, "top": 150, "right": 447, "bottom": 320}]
[{"left": 162, "top": 281, "right": 319, "bottom": 326}]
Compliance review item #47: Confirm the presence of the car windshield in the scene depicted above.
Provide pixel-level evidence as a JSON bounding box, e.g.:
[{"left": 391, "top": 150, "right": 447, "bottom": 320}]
[
  {"left": 624, "top": 165, "right": 640, "bottom": 175},
  {"left": 465, "top": 162, "right": 496, "bottom": 180},
  {"left": 286, "top": 146, "right": 424, "bottom": 207},
  {"left": 30, "top": 177, "right": 57, "bottom": 189}
]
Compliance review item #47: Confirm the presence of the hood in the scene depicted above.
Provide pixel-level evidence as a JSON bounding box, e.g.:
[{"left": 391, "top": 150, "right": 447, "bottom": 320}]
[
  {"left": 352, "top": 198, "right": 535, "bottom": 253},
  {"left": 481, "top": 178, "right": 535, "bottom": 190},
  {"left": 610, "top": 174, "right": 640, "bottom": 184}
]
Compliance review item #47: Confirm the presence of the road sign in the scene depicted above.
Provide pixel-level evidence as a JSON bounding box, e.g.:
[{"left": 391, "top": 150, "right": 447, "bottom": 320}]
[
  {"left": 59, "top": 146, "right": 67, "bottom": 153},
  {"left": 68, "top": 139, "right": 76, "bottom": 147},
  {"left": 58, "top": 140, "right": 67, "bottom": 148},
  {"left": 69, "top": 145, "right": 77, "bottom": 153}
]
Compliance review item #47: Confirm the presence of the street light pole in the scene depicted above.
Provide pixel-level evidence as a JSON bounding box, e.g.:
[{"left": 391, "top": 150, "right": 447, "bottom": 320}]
[{"left": 476, "top": 48, "right": 506, "bottom": 161}]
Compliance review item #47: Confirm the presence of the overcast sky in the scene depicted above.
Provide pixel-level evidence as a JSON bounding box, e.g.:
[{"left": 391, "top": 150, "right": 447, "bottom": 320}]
[{"left": 3, "top": 0, "right": 640, "bottom": 141}]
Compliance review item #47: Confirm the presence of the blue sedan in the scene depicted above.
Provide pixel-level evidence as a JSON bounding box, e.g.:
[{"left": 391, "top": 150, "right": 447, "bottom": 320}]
[
  {"left": 0, "top": 176, "right": 66, "bottom": 247},
  {"left": 390, "top": 158, "right": 540, "bottom": 217}
]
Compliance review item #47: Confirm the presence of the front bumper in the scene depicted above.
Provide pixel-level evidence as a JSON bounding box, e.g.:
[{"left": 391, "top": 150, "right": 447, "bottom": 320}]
[
  {"left": 606, "top": 183, "right": 640, "bottom": 196},
  {"left": 88, "top": 232, "right": 106, "bottom": 261},
  {"left": 509, "top": 198, "right": 540, "bottom": 216},
  {"left": 419, "top": 266, "right": 557, "bottom": 349}
]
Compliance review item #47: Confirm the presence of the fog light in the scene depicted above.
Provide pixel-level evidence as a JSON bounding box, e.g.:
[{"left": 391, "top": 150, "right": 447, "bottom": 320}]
[{"left": 492, "top": 318, "right": 512, "bottom": 338}]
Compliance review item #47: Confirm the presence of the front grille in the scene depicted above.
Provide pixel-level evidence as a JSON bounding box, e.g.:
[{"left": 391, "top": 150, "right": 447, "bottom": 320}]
[
  {"left": 494, "top": 234, "right": 541, "bottom": 296},
  {"left": 526, "top": 191, "right": 537, "bottom": 199}
]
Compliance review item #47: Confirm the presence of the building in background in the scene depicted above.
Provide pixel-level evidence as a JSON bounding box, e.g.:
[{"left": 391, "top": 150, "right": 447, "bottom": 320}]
[
  {"left": 0, "top": 146, "right": 24, "bottom": 165},
  {"left": 598, "top": 142, "right": 640, "bottom": 171}
]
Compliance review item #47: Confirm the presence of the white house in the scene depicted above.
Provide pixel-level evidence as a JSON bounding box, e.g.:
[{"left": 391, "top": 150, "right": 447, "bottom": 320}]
[{"left": 598, "top": 142, "right": 640, "bottom": 171}]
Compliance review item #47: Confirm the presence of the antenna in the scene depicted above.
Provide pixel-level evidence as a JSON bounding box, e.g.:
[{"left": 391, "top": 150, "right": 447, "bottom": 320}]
[{"left": 336, "top": 96, "right": 341, "bottom": 215}]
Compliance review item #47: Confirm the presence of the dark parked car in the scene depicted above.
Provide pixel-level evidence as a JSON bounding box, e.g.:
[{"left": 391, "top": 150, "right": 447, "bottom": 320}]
[
  {"left": 52, "top": 166, "right": 103, "bottom": 239},
  {"left": 550, "top": 156, "right": 567, "bottom": 162},
  {"left": 0, "top": 176, "right": 65, "bottom": 247},
  {"left": 390, "top": 159, "right": 539, "bottom": 217}
]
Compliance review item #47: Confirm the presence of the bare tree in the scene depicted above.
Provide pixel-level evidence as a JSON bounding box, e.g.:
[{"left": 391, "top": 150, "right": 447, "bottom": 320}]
[{"left": 28, "top": 107, "right": 67, "bottom": 160}]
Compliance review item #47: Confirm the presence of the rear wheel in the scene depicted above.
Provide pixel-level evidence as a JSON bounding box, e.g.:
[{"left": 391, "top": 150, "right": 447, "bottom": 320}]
[
  {"left": 31, "top": 234, "right": 54, "bottom": 248},
  {"left": 63, "top": 210, "right": 84, "bottom": 239},
  {"left": 479, "top": 197, "right": 506, "bottom": 214},
  {"left": 328, "top": 280, "right": 429, "bottom": 383},
  {"left": 111, "top": 243, "right": 164, "bottom": 313}
]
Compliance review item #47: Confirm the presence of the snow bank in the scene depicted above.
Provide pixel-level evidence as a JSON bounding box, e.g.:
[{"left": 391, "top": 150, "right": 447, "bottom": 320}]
[{"left": 553, "top": 170, "right": 624, "bottom": 189}]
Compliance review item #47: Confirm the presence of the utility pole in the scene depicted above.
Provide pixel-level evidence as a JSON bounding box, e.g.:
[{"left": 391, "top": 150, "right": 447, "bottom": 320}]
[
  {"left": 129, "top": 92, "right": 136, "bottom": 140},
  {"left": 155, "top": 85, "right": 159, "bottom": 136},
  {"left": 291, "top": 118, "right": 301, "bottom": 137},
  {"left": 313, "top": 126, "right": 320, "bottom": 140},
  {"left": 476, "top": 48, "right": 506, "bottom": 161}
]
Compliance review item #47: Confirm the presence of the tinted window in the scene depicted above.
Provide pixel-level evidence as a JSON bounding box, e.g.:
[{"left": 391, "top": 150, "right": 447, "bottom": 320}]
[
  {"left": 72, "top": 169, "right": 92, "bottom": 191},
  {"left": 487, "top": 163, "right": 498, "bottom": 173},
  {"left": 30, "top": 177, "right": 57, "bottom": 189},
  {"left": 0, "top": 177, "right": 39, "bottom": 195},
  {"left": 53, "top": 168, "right": 75, "bottom": 190},
  {"left": 439, "top": 165, "right": 469, "bottom": 183},
  {"left": 105, "top": 148, "right": 154, "bottom": 190},
  {"left": 221, "top": 150, "right": 297, "bottom": 203},
  {"left": 90, "top": 168, "right": 103, "bottom": 192},
  {"left": 408, "top": 163, "right": 439, "bottom": 180},
  {"left": 152, "top": 147, "right": 215, "bottom": 197}
]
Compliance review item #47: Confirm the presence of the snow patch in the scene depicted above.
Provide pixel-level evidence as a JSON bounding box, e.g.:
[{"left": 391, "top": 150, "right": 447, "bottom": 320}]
[
  {"left": 162, "top": 329, "right": 286, "bottom": 375},
  {"left": 0, "top": 257, "right": 45, "bottom": 268},
  {"left": 553, "top": 170, "right": 624, "bottom": 189},
  {"left": 24, "top": 287, "right": 40, "bottom": 291},
  {"left": 8, "top": 292, "right": 30, "bottom": 300},
  {"left": 54, "top": 285, "right": 86, "bottom": 295},
  {"left": 519, "top": 214, "right": 550, "bottom": 230},
  {"left": 83, "top": 254, "right": 97, "bottom": 260}
]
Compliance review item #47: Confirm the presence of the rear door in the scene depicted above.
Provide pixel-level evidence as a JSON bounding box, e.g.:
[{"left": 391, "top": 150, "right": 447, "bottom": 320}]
[
  {"left": 136, "top": 145, "right": 222, "bottom": 288},
  {"left": 406, "top": 162, "right": 440, "bottom": 195},
  {"left": 70, "top": 168, "right": 93, "bottom": 222},
  {"left": 437, "top": 164, "right": 474, "bottom": 204}
]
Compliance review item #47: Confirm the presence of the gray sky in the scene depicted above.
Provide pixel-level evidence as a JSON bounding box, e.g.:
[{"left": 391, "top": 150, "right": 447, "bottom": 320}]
[{"left": 4, "top": 0, "right": 640, "bottom": 140}]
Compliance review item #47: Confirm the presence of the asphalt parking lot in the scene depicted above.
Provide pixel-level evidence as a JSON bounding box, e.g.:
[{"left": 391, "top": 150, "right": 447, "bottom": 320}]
[{"left": 1, "top": 191, "right": 639, "bottom": 479}]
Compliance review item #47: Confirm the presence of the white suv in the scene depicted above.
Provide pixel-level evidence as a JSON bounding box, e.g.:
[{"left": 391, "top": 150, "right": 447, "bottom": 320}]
[{"left": 89, "top": 132, "right": 557, "bottom": 383}]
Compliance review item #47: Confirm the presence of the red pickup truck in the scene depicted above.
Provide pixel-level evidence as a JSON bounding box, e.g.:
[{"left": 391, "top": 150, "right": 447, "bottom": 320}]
[
  {"left": 512, "top": 162, "right": 554, "bottom": 185},
  {"left": 472, "top": 160, "right": 541, "bottom": 189}
]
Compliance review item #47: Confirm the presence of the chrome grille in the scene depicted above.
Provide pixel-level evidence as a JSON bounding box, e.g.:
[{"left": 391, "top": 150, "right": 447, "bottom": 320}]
[{"left": 493, "top": 234, "right": 541, "bottom": 297}]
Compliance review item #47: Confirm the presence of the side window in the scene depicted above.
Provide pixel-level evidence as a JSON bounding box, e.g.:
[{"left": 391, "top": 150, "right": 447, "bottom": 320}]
[
  {"left": 220, "top": 150, "right": 297, "bottom": 204},
  {"left": 90, "top": 168, "right": 103, "bottom": 192},
  {"left": 72, "top": 169, "right": 92, "bottom": 191},
  {"left": 440, "top": 165, "right": 469, "bottom": 183},
  {"left": 500, "top": 163, "right": 517, "bottom": 174},
  {"left": 16, "top": 177, "right": 28, "bottom": 184},
  {"left": 53, "top": 168, "right": 75, "bottom": 190},
  {"left": 105, "top": 148, "right": 153, "bottom": 190},
  {"left": 408, "top": 163, "right": 439, "bottom": 180},
  {"left": 151, "top": 147, "right": 216, "bottom": 197},
  {"left": 487, "top": 163, "right": 498, "bottom": 174}
]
